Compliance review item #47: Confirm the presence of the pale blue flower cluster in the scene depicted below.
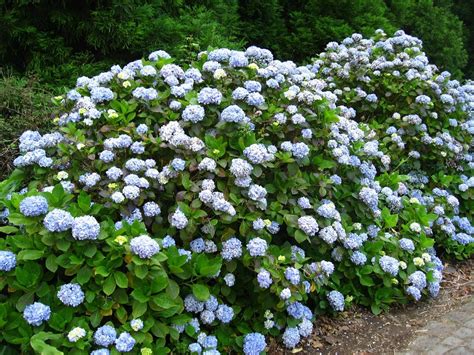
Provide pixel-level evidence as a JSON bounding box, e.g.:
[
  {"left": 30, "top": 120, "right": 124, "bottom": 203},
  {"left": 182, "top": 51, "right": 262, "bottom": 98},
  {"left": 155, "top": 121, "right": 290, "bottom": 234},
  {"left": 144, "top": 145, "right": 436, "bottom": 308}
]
[
  {"left": 72, "top": 216, "right": 100, "bottom": 240},
  {"left": 94, "top": 325, "right": 117, "bottom": 347},
  {"left": 57, "top": 283, "right": 85, "bottom": 307},
  {"left": 23, "top": 302, "right": 51, "bottom": 326},
  {"left": 182, "top": 105, "right": 205, "bottom": 123},
  {"left": 130, "top": 235, "right": 160, "bottom": 259},
  {"left": 243, "top": 333, "right": 266, "bottom": 355},
  {"left": 20, "top": 196, "right": 49, "bottom": 217},
  {"left": 132, "top": 87, "right": 158, "bottom": 101},
  {"left": 257, "top": 269, "right": 272, "bottom": 289},
  {"left": 379, "top": 255, "right": 400, "bottom": 276},
  {"left": 246, "top": 237, "right": 268, "bottom": 257},
  {"left": 0, "top": 251, "right": 16, "bottom": 271},
  {"left": 44, "top": 209, "right": 74, "bottom": 232},
  {"left": 115, "top": 332, "right": 135, "bottom": 352},
  {"left": 327, "top": 290, "right": 345, "bottom": 311}
]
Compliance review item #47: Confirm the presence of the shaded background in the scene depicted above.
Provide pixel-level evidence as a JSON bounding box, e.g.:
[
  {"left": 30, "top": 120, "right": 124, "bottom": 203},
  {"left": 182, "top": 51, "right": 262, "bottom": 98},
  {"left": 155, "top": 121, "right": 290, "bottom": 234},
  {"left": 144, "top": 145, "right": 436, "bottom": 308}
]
[{"left": 1, "top": 0, "right": 473, "bottom": 89}]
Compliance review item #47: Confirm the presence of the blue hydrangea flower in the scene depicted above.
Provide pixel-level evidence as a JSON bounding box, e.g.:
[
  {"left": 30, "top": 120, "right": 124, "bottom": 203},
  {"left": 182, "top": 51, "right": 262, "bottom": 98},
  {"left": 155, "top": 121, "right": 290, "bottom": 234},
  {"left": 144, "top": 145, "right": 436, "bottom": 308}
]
[
  {"left": 182, "top": 105, "right": 205, "bottom": 123},
  {"left": 243, "top": 332, "right": 266, "bottom": 355},
  {"left": 224, "top": 273, "right": 235, "bottom": 287},
  {"left": 229, "top": 53, "right": 249, "bottom": 67},
  {"left": 185, "top": 295, "right": 205, "bottom": 313},
  {"left": 130, "top": 235, "right": 160, "bottom": 259},
  {"left": 43, "top": 209, "right": 74, "bottom": 232},
  {"left": 115, "top": 332, "right": 135, "bottom": 352},
  {"left": 244, "top": 80, "right": 262, "bottom": 93},
  {"left": 171, "top": 158, "right": 186, "bottom": 171},
  {"left": 99, "top": 150, "right": 115, "bottom": 163},
  {"left": 204, "top": 295, "right": 218, "bottom": 312},
  {"left": 201, "top": 335, "right": 218, "bottom": 349},
  {"left": 282, "top": 327, "right": 300, "bottom": 349},
  {"left": 0, "top": 251, "right": 16, "bottom": 271},
  {"left": 292, "top": 142, "right": 310, "bottom": 159},
  {"left": 330, "top": 175, "right": 342, "bottom": 185},
  {"left": 136, "top": 124, "right": 148, "bottom": 135},
  {"left": 71, "top": 215, "right": 100, "bottom": 240},
  {"left": 284, "top": 267, "right": 301, "bottom": 285},
  {"left": 200, "top": 310, "right": 215, "bottom": 324},
  {"left": 246, "top": 92, "right": 265, "bottom": 106},
  {"left": 198, "top": 87, "right": 222, "bottom": 105},
  {"left": 189, "top": 342, "right": 202, "bottom": 354},
  {"left": 132, "top": 87, "right": 158, "bottom": 101},
  {"left": 143, "top": 201, "right": 161, "bottom": 217},
  {"left": 149, "top": 50, "right": 171, "bottom": 61},
  {"left": 57, "top": 283, "right": 85, "bottom": 307},
  {"left": 23, "top": 302, "right": 51, "bottom": 326},
  {"left": 406, "top": 286, "right": 421, "bottom": 301},
  {"left": 216, "top": 304, "right": 234, "bottom": 323},
  {"left": 298, "top": 216, "right": 319, "bottom": 236},
  {"left": 91, "top": 349, "right": 110, "bottom": 355},
  {"left": 190, "top": 238, "right": 206, "bottom": 253},
  {"left": 257, "top": 269, "right": 272, "bottom": 289},
  {"left": 221, "top": 238, "right": 242, "bottom": 261},
  {"left": 327, "top": 290, "right": 345, "bottom": 311},
  {"left": 90, "top": 87, "right": 114, "bottom": 103},
  {"left": 408, "top": 271, "right": 427, "bottom": 290},
  {"left": 94, "top": 325, "right": 117, "bottom": 347},
  {"left": 220, "top": 105, "right": 246, "bottom": 123},
  {"left": 246, "top": 237, "right": 268, "bottom": 257},
  {"left": 399, "top": 238, "right": 415, "bottom": 252},
  {"left": 350, "top": 251, "right": 367, "bottom": 265},
  {"left": 171, "top": 208, "right": 188, "bottom": 229},
  {"left": 379, "top": 256, "right": 399, "bottom": 276},
  {"left": 232, "top": 87, "right": 249, "bottom": 100},
  {"left": 162, "top": 235, "right": 176, "bottom": 248},
  {"left": 20, "top": 196, "right": 49, "bottom": 217},
  {"left": 130, "top": 141, "right": 145, "bottom": 154}
]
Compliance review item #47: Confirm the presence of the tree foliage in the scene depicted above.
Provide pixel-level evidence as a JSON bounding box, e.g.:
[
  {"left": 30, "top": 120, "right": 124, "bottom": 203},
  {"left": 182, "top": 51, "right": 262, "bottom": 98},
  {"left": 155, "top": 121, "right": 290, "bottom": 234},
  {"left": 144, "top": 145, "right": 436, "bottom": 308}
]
[{"left": 1, "top": 0, "right": 471, "bottom": 88}]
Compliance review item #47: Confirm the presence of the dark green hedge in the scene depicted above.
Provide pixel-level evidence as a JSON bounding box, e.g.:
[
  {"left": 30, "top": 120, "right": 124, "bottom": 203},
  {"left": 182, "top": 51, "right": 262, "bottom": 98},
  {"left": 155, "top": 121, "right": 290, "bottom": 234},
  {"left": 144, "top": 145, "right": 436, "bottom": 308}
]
[{"left": 0, "top": 0, "right": 472, "bottom": 90}]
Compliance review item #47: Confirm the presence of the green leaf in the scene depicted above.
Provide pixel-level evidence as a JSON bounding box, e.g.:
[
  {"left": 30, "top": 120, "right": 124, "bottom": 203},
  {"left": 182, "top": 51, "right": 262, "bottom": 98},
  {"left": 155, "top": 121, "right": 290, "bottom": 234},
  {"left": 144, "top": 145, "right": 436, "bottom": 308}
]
[
  {"left": 131, "top": 288, "right": 150, "bottom": 303},
  {"left": 132, "top": 300, "right": 148, "bottom": 318},
  {"left": 30, "top": 332, "right": 64, "bottom": 355},
  {"left": 134, "top": 264, "right": 148, "bottom": 279},
  {"left": 294, "top": 230, "right": 308, "bottom": 243},
  {"left": 45, "top": 255, "right": 58, "bottom": 273},
  {"left": 0, "top": 226, "right": 18, "bottom": 234},
  {"left": 371, "top": 303, "right": 382, "bottom": 315},
  {"left": 77, "top": 267, "right": 92, "bottom": 284},
  {"left": 114, "top": 271, "right": 129, "bottom": 288},
  {"left": 15, "top": 261, "right": 41, "bottom": 288},
  {"left": 192, "top": 284, "right": 210, "bottom": 301},
  {"left": 17, "top": 250, "right": 44, "bottom": 261},
  {"left": 359, "top": 274, "right": 375, "bottom": 286},
  {"left": 381, "top": 207, "right": 398, "bottom": 228},
  {"left": 103, "top": 276, "right": 116, "bottom": 296},
  {"left": 77, "top": 191, "right": 91, "bottom": 212}
]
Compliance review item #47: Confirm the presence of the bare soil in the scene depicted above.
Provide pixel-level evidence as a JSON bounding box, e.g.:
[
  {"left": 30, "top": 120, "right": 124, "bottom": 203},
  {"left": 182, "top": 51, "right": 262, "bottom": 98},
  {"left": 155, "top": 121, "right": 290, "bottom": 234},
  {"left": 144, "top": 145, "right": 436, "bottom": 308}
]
[{"left": 270, "top": 258, "right": 474, "bottom": 354}]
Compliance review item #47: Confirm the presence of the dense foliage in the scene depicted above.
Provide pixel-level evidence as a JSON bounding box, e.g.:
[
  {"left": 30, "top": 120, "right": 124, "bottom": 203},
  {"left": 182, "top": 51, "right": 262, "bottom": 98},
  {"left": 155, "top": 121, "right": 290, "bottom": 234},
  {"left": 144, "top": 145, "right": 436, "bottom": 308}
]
[
  {"left": 0, "top": 31, "right": 472, "bottom": 354},
  {"left": 1, "top": 0, "right": 472, "bottom": 90}
]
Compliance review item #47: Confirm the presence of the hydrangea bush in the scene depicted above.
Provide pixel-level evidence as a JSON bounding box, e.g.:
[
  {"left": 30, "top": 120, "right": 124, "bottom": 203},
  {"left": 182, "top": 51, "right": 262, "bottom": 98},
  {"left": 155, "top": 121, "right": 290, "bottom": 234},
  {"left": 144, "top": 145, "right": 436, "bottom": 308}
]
[
  {"left": 0, "top": 32, "right": 472, "bottom": 354},
  {"left": 311, "top": 30, "right": 473, "bottom": 259}
]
